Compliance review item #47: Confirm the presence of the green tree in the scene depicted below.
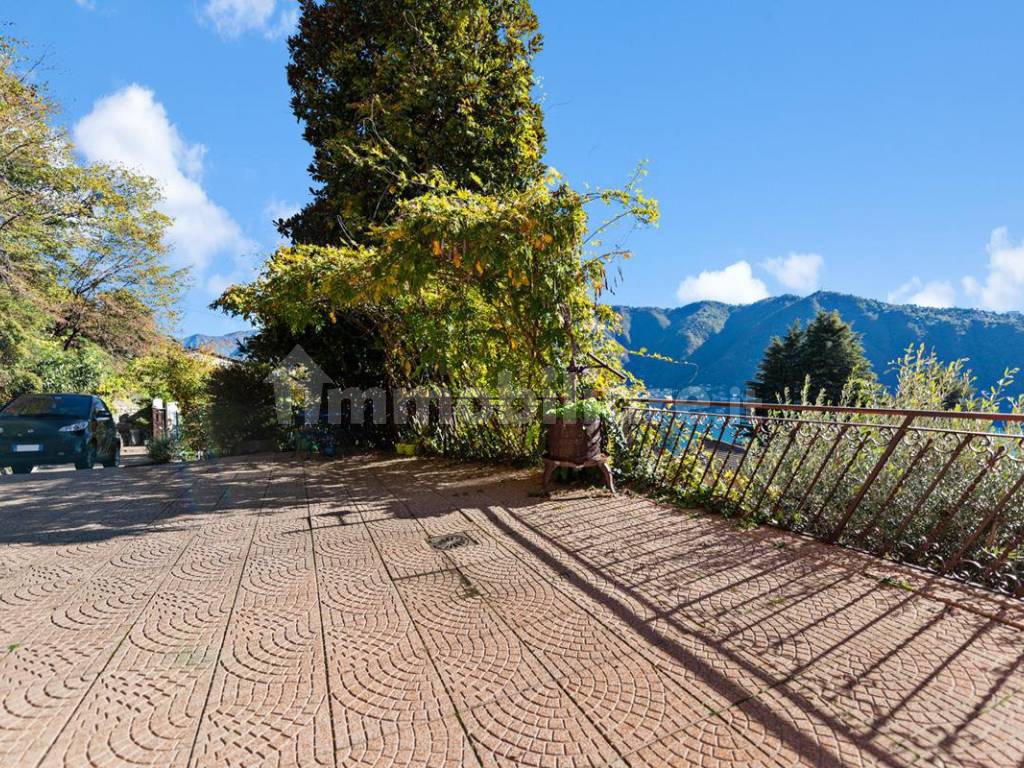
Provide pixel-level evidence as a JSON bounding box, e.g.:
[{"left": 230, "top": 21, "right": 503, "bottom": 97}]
[
  {"left": 51, "top": 165, "right": 181, "bottom": 355},
  {"left": 282, "top": 0, "right": 547, "bottom": 246},
  {"left": 35, "top": 344, "right": 108, "bottom": 394},
  {"left": 0, "top": 36, "right": 181, "bottom": 401},
  {"left": 104, "top": 343, "right": 214, "bottom": 411},
  {"left": 219, "top": 171, "right": 657, "bottom": 396},
  {"left": 749, "top": 310, "right": 875, "bottom": 405},
  {"left": 802, "top": 310, "right": 875, "bottom": 403},
  {"left": 219, "top": 0, "right": 658, "bottom": 417},
  {"left": 748, "top": 321, "right": 804, "bottom": 403}
]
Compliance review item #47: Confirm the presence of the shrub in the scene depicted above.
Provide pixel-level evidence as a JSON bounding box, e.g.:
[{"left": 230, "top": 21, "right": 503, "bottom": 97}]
[
  {"left": 35, "top": 343, "right": 108, "bottom": 394},
  {"left": 543, "top": 397, "right": 613, "bottom": 423},
  {"left": 147, "top": 437, "right": 179, "bottom": 464},
  {"left": 613, "top": 346, "right": 1024, "bottom": 590},
  {"left": 205, "top": 362, "right": 282, "bottom": 456}
]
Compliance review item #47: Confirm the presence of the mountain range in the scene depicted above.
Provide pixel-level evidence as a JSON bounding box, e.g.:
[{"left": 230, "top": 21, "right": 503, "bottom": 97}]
[
  {"left": 181, "top": 331, "right": 253, "bottom": 359},
  {"left": 614, "top": 292, "right": 1024, "bottom": 398},
  {"left": 183, "top": 291, "right": 1024, "bottom": 398}
]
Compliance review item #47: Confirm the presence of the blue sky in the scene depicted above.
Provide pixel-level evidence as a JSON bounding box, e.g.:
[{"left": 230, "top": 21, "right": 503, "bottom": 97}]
[{"left": 8, "top": 1, "right": 1024, "bottom": 334}]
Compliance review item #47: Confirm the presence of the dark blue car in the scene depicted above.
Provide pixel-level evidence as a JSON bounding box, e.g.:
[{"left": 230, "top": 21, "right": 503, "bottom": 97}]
[{"left": 0, "top": 394, "right": 121, "bottom": 474}]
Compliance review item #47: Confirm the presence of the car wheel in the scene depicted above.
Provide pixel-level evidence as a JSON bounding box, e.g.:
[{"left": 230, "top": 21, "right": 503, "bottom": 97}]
[
  {"left": 75, "top": 443, "right": 97, "bottom": 470},
  {"left": 102, "top": 442, "right": 121, "bottom": 468},
  {"left": 10, "top": 464, "right": 33, "bottom": 475}
]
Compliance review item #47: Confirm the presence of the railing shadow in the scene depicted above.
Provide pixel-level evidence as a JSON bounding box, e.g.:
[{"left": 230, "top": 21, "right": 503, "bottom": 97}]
[{"left": 362, "top": 455, "right": 1024, "bottom": 767}]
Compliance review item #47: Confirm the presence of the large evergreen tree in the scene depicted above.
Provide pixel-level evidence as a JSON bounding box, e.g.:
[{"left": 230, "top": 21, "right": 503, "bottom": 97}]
[
  {"left": 749, "top": 310, "right": 875, "bottom": 404},
  {"left": 222, "top": 0, "right": 657, "bottom": 405},
  {"left": 282, "top": 0, "right": 547, "bottom": 246},
  {"left": 801, "top": 310, "right": 875, "bottom": 403},
  {"left": 748, "top": 321, "right": 805, "bottom": 402}
]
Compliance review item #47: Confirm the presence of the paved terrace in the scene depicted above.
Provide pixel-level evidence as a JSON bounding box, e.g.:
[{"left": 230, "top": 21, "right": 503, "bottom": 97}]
[{"left": 1, "top": 455, "right": 1022, "bottom": 767}]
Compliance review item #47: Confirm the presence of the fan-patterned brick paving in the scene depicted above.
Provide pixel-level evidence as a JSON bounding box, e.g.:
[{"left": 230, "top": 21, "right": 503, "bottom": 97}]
[{"left": 2, "top": 454, "right": 1023, "bottom": 767}]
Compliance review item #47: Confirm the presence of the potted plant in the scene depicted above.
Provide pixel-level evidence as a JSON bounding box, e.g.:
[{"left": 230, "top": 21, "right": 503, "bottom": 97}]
[{"left": 544, "top": 398, "right": 612, "bottom": 463}]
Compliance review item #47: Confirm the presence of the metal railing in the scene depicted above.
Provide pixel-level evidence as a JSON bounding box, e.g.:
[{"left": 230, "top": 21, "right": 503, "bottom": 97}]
[{"left": 618, "top": 399, "right": 1024, "bottom": 597}]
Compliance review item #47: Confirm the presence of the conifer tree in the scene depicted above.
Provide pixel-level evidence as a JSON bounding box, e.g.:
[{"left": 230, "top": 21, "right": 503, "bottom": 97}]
[{"left": 749, "top": 311, "right": 875, "bottom": 404}]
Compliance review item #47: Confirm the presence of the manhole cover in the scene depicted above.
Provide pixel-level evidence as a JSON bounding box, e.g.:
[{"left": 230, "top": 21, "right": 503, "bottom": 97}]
[{"left": 428, "top": 533, "right": 475, "bottom": 551}]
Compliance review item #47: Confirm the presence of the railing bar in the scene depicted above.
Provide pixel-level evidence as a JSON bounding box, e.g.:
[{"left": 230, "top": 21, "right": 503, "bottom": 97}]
[
  {"left": 955, "top": 466, "right": 1024, "bottom": 578},
  {"left": 724, "top": 419, "right": 762, "bottom": 501},
  {"left": 828, "top": 415, "right": 915, "bottom": 544},
  {"left": 626, "top": 407, "right": 655, "bottom": 450},
  {"left": 664, "top": 414, "right": 690, "bottom": 464},
  {"left": 852, "top": 436, "right": 934, "bottom": 548},
  {"left": 668, "top": 416, "right": 704, "bottom": 488},
  {"left": 709, "top": 416, "right": 743, "bottom": 493},
  {"left": 634, "top": 410, "right": 660, "bottom": 459},
  {"left": 625, "top": 398, "right": 1024, "bottom": 424},
  {"left": 699, "top": 416, "right": 733, "bottom": 489},
  {"left": 659, "top": 420, "right": 688, "bottom": 486},
  {"left": 734, "top": 424, "right": 778, "bottom": 509},
  {"left": 627, "top": 408, "right": 888, "bottom": 431},
  {"left": 620, "top": 406, "right": 1018, "bottom": 440},
  {"left": 807, "top": 431, "right": 871, "bottom": 533},
  {"left": 786, "top": 424, "right": 851, "bottom": 529},
  {"left": 979, "top": 506, "right": 1024, "bottom": 584},
  {"left": 751, "top": 424, "right": 802, "bottom": 520},
  {"left": 623, "top": 409, "right": 644, "bottom": 450},
  {"left": 769, "top": 425, "right": 823, "bottom": 524},
  {"left": 916, "top": 445, "right": 1007, "bottom": 561},
  {"left": 675, "top": 417, "right": 718, "bottom": 489},
  {"left": 878, "top": 436, "right": 974, "bottom": 559},
  {"left": 651, "top": 412, "right": 677, "bottom": 478}
]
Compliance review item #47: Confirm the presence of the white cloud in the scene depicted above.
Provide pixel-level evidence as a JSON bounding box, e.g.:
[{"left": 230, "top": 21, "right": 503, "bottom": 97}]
[
  {"left": 761, "top": 252, "right": 823, "bottom": 293},
  {"left": 74, "top": 84, "right": 256, "bottom": 282},
  {"left": 200, "top": 0, "right": 298, "bottom": 39},
  {"left": 264, "top": 198, "right": 299, "bottom": 226},
  {"left": 264, "top": 198, "right": 300, "bottom": 245},
  {"left": 676, "top": 261, "right": 769, "bottom": 305},
  {"left": 74, "top": 0, "right": 95, "bottom": 9},
  {"left": 264, "top": 5, "right": 299, "bottom": 38},
  {"left": 887, "top": 277, "right": 956, "bottom": 308},
  {"left": 962, "top": 227, "right": 1024, "bottom": 312}
]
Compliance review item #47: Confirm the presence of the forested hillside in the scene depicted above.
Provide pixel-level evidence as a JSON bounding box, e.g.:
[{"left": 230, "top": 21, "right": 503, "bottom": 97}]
[{"left": 615, "top": 292, "right": 1024, "bottom": 396}]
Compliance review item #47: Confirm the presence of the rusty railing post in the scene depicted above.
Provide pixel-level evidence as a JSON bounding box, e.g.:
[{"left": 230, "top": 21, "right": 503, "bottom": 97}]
[
  {"left": 615, "top": 397, "right": 1024, "bottom": 596},
  {"left": 956, "top": 469, "right": 1024, "bottom": 578},
  {"left": 827, "top": 415, "right": 915, "bottom": 544},
  {"left": 651, "top": 411, "right": 677, "bottom": 478}
]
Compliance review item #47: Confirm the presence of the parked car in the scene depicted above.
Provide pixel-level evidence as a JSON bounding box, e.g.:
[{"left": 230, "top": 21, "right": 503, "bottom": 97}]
[{"left": 0, "top": 394, "right": 121, "bottom": 474}]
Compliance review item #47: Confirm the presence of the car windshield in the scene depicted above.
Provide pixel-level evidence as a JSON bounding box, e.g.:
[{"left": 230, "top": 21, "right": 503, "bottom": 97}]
[{"left": 1, "top": 395, "right": 92, "bottom": 419}]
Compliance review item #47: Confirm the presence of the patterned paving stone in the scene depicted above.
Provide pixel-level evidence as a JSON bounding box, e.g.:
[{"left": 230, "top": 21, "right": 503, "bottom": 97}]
[
  {"left": 707, "top": 681, "right": 914, "bottom": 768},
  {"left": 333, "top": 714, "right": 481, "bottom": 767},
  {"left": 395, "top": 570, "right": 555, "bottom": 712},
  {"left": 547, "top": 648, "right": 714, "bottom": 755},
  {"left": 618, "top": 710, "right": 795, "bottom": 768},
  {"left": 461, "top": 677, "right": 620, "bottom": 767},
  {"left": 189, "top": 469, "right": 334, "bottom": 768},
  {"left": 1, "top": 453, "right": 1023, "bottom": 767},
  {"left": 329, "top": 631, "right": 455, "bottom": 749},
  {"left": 31, "top": 469, "right": 271, "bottom": 768}
]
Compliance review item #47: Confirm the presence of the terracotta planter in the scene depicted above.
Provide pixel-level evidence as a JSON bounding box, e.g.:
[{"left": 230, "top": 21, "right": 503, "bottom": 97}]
[{"left": 546, "top": 419, "right": 602, "bottom": 463}]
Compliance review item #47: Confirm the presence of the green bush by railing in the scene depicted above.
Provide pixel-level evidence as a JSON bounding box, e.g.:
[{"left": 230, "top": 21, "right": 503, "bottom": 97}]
[{"left": 618, "top": 399, "right": 1024, "bottom": 596}]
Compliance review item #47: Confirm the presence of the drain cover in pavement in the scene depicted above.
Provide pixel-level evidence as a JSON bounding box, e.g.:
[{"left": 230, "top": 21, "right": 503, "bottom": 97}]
[{"left": 428, "top": 533, "right": 475, "bottom": 551}]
